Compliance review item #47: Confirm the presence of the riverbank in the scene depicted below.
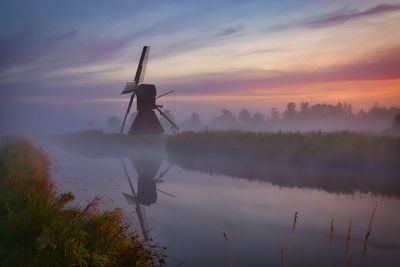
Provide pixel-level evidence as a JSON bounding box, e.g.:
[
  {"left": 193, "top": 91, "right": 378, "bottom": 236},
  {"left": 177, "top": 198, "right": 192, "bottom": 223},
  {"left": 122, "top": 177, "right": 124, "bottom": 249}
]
[
  {"left": 167, "top": 130, "right": 400, "bottom": 169},
  {"left": 0, "top": 140, "right": 163, "bottom": 266}
]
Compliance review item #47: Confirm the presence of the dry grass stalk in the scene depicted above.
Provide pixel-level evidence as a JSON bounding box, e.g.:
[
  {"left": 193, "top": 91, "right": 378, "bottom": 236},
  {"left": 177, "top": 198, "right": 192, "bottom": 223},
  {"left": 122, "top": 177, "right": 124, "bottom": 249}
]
[
  {"left": 281, "top": 240, "right": 285, "bottom": 266},
  {"left": 292, "top": 211, "right": 298, "bottom": 233},
  {"left": 363, "top": 205, "right": 378, "bottom": 262},
  {"left": 328, "top": 217, "right": 334, "bottom": 267},
  {"left": 344, "top": 219, "right": 352, "bottom": 266},
  {"left": 330, "top": 217, "right": 334, "bottom": 245},
  {"left": 346, "top": 252, "right": 354, "bottom": 267},
  {"left": 223, "top": 232, "right": 232, "bottom": 267},
  {"left": 285, "top": 211, "right": 299, "bottom": 267}
]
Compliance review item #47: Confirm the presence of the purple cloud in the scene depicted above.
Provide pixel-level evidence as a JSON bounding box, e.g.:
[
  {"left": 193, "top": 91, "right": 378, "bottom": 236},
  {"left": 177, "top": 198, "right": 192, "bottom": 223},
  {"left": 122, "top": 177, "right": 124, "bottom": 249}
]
[{"left": 307, "top": 4, "right": 400, "bottom": 28}]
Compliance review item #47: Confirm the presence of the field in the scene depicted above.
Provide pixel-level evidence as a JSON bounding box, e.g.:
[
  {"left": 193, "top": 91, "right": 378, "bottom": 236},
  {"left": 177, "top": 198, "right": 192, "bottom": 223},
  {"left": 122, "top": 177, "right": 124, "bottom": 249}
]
[{"left": 0, "top": 140, "right": 163, "bottom": 266}]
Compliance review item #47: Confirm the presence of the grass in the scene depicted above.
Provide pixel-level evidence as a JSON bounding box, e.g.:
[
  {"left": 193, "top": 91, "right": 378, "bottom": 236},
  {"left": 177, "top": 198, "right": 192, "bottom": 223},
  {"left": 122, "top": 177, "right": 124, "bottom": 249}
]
[
  {"left": 168, "top": 130, "right": 400, "bottom": 168},
  {"left": 0, "top": 140, "right": 162, "bottom": 266}
]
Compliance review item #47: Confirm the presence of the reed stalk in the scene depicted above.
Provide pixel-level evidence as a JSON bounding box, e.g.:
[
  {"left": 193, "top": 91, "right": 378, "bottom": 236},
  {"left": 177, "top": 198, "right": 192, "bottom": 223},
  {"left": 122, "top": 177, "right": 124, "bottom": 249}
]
[
  {"left": 344, "top": 219, "right": 352, "bottom": 266},
  {"left": 362, "top": 205, "right": 378, "bottom": 265},
  {"left": 284, "top": 211, "right": 298, "bottom": 267},
  {"left": 328, "top": 217, "right": 334, "bottom": 267},
  {"left": 223, "top": 232, "right": 233, "bottom": 267}
]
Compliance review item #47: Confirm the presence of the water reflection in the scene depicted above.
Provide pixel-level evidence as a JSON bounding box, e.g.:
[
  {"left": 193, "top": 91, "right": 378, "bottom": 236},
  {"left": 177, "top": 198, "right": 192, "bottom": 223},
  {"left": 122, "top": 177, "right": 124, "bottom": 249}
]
[
  {"left": 168, "top": 152, "right": 400, "bottom": 198},
  {"left": 120, "top": 150, "right": 175, "bottom": 241}
]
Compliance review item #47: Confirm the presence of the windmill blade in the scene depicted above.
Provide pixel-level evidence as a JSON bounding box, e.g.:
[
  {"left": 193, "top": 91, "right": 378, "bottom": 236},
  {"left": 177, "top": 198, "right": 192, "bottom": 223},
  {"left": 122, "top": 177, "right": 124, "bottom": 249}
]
[
  {"left": 156, "top": 188, "right": 176, "bottom": 198},
  {"left": 156, "top": 90, "right": 175, "bottom": 99},
  {"left": 156, "top": 107, "right": 179, "bottom": 131},
  {"left": 121, "top": 81, "right": 137, "bottom": 94},
  {"left": 134, "top": 46, "right": 150, "bottom": 84},
  {"left": 155, "top": 162, "right": 175, "bottom": 182},
  {"left": 120, "top": 92, "right": 136, "bottom": 133}
]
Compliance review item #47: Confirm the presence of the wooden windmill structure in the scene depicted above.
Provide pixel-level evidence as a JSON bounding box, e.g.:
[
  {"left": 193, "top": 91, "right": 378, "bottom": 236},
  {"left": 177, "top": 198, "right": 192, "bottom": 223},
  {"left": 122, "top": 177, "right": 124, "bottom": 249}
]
[{"left": 120, "top": 46, "right": 179, "bottom": 135}]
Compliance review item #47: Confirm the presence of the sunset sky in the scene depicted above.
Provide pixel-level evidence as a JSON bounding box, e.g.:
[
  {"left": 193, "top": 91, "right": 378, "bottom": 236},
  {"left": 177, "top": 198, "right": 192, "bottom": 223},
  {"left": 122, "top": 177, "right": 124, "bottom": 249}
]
[{"left": 1, "top": 0, "right": 400, "bottom": 133}]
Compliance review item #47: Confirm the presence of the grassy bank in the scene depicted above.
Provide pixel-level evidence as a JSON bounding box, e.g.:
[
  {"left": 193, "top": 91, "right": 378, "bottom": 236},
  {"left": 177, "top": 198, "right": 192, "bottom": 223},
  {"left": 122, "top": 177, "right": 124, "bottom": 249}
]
[
  {"left": 168, "top": 130, "right": 400, "bottom": 168},
  {"left": 0, "top": 141, "right": 162, "bottom": 266}
]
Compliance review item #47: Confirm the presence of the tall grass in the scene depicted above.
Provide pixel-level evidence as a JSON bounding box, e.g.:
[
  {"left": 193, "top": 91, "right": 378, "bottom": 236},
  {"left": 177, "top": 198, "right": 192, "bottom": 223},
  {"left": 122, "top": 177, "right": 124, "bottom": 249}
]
[
  {"left": 0, "top": 141, "right": 161, "bottom": 266},
  {"left": 168, "top": 130, "right": 400, "bottom": 168}
]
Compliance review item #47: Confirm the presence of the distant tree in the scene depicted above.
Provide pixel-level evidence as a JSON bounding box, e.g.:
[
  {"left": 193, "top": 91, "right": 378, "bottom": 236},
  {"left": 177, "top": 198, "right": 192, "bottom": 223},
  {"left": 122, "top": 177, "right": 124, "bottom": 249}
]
[
  {"left": 270, "top": 108, "right": 280, "bottom": 121},
  {"left": 300, "top": 102, "right": 310, "bottom": 117},
  {"left": 106, "top": 116, "right": 121, "bottom": 132},
  {"left": 392, "top": 113, "right": 400, "bottom": 133},
  {"left": 283, "top": 102, "right": 297, "bottom": 120},
  {"left": 252, "top": 111, "right": 265, "bottom": 124},
  {"left": 238, "top": 109, "right": 251, "bottom": 124},
  {"left": 181, "top": 112, "right": 203, "bottom": 131},
  {"left": 210, "top": 109, "right": 237, "bottom": 129}
]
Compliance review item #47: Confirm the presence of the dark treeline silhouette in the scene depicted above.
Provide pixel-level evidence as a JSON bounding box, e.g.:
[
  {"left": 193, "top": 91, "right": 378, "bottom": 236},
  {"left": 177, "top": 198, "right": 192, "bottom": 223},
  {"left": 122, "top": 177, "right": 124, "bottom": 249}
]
[
  {"left": 103, "top": 102, "right": 400, "bottom": 134},
  {"left": 178, "top": 102, "right": 400, "bottom": 133}
]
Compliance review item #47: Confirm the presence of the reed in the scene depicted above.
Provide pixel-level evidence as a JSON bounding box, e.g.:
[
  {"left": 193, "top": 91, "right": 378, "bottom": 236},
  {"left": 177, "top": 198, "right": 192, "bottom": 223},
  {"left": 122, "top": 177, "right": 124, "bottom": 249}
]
[
  {"left": 223, "top": 232, "right": 232, "bottom": 267},
  {"left": 362, "top": 205, "right": 378, "bottom": 264},
  {"left": 328, "top": 217, "right": 334, "bottom": 267},
  {"left": 284, "top": 211, "right": 298, "bottom": 267},
  {"left": 344, "top": 219, "right": 352, "bottom": 266},
  {"left": 346, "top": 252, "right": 354, "bottom": 267},
  {"left": 281, "top": 240, "right": 285, "bottom": 267},
  {"left": 0, "top": 140, "right": 160, "bottom": 266}
]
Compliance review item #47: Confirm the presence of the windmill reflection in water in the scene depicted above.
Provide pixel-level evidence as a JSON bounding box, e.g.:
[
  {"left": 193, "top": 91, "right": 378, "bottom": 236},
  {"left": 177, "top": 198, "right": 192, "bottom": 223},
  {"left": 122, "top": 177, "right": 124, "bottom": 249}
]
[{"left": 120, "top": 151, "right": 175, "bottom": 241}]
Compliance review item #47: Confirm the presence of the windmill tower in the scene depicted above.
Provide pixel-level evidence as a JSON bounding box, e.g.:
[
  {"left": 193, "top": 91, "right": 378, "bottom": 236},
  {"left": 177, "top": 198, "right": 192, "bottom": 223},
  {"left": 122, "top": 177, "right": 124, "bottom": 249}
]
[{"left": 120, "top": 46, "right": 179, "bottom": 135}]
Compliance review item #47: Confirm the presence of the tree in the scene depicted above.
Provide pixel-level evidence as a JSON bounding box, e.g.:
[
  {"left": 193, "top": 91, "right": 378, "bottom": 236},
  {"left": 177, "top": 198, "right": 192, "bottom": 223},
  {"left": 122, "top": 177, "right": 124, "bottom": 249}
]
[
  {"left": 181, "top": 112, "right": 203, "bottom": 131},
  {"left": 238, "top": 109, "right": 251, "bottom": 124},
  {"left": 252, "top": 111, "right": 265, "bottom": 124},
  {"left": 106, "top": 116, "right": 121, "bottom": 132},
  {"left": 283, "top": 102, "right": 297, "bottom": 120},
  {"left": 210, "top": 109, "right": 237, "bottom": 129},
  {"left": 392, "top": 113, "right": 400, "bottom": 134},
  {"left": 270, "top": 108, "right": 280, "bottom": 121}
]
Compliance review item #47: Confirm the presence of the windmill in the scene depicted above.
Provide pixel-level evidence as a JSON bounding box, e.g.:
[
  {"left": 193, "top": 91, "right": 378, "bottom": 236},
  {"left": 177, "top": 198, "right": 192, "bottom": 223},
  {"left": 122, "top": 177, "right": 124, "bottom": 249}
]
[{"left": 120, "top": 46, "right": 179, "bottom": 135}]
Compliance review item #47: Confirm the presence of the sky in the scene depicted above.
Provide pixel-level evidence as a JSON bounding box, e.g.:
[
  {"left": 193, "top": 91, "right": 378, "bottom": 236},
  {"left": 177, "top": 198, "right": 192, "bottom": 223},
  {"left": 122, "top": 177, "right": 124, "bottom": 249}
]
[{"left": 1, "top": 0, "right": 400, "bottom": 133}]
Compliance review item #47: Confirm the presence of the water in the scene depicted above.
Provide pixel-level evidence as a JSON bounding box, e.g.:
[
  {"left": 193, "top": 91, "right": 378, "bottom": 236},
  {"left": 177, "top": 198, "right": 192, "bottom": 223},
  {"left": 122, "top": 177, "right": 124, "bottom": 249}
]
[{"left": 45, "top": 142, "right": 400, "bottom": 267}]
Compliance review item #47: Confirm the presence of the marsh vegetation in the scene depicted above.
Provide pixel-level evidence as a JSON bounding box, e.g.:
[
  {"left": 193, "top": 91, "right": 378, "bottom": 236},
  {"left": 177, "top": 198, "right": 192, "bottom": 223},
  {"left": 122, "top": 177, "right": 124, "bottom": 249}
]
[{"left": 0, "top": 141, "right": 163, "bottom": 266}]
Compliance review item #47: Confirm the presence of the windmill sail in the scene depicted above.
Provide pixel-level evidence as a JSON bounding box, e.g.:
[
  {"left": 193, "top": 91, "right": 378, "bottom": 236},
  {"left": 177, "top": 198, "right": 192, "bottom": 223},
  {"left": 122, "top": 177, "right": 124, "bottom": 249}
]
[{"left": 121, "top": 46, "right": 150, "bottom": 95}]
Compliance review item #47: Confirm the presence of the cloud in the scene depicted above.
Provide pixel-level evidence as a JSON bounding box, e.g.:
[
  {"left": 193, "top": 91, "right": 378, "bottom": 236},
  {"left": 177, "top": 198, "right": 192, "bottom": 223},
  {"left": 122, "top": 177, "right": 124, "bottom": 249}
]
[
  {"left": 306, "top": 4, "right": 400, "bottom": 28},
  {"left": 217, "top": 24, "right": 245, "bottom": 37},
  {"left": 163, "top": 46, "right": 400, "bottom": 96}
]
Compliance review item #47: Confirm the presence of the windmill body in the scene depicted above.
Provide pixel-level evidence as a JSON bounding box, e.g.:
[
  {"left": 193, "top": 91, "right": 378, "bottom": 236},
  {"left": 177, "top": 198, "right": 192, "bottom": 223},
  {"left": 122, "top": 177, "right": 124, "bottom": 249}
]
[
  {"left": 129, "top": 84, "right": 164, "bottom": 135},
  {"left": 120, "top": 46, "right": 179, "bottom": 135}
]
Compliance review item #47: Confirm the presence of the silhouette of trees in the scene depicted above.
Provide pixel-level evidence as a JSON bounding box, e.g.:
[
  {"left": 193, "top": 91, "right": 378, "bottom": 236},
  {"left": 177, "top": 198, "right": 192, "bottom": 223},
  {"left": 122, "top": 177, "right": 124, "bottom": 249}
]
[
  {"left": 210, "top": 109, "right": 237, "bottom": 130},
  {"left": 283, "top": 102, "right": 297, "bottom": 120},
  {"left": 106, "top": 116, "right": 121, "bottom": 132},
  {"left": 392, "top": 113, "right": 400, "bottom": 134},
  {"left": 269, "top": 108, "right": 280, "bottom": 122},
  {"left": 238, "top": 109, "right": 251, "bottom": 125},
  {"left": 181, "top": 112, "right": 203, "bottom": 131},
  {"left": 175, "top": 102, "right": 399, "bottom": 133}
]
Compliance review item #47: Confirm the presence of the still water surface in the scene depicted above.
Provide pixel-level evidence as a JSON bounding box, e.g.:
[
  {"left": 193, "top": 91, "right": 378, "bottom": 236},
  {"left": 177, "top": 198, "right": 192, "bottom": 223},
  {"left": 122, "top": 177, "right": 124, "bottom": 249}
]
[{"left": 46, "top": 143, "right": 400, "bottom": 267}]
